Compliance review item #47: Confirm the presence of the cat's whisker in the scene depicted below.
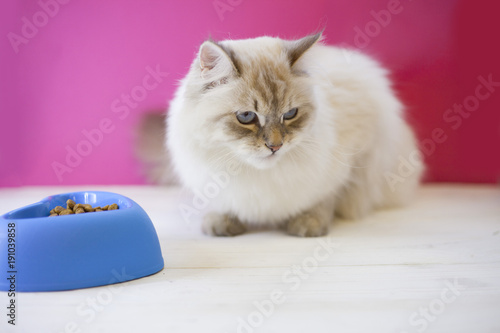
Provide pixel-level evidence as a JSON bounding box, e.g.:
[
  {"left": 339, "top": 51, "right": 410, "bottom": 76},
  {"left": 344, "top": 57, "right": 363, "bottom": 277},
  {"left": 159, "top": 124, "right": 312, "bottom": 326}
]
[
  {"left": 206, "top": 151, "right": 237, "bottom": 170},
  {"left": 331, "top": 140, "right": 371, "bottom": 156},
  {"left": 296, "top": 137, "right": 368, "bottom": 169},
  {"left": 300, "top": 136, "right": 365, "bottom": 157},
  {"left": 286, "top": 146, "right": 346, "bottom": 187}
]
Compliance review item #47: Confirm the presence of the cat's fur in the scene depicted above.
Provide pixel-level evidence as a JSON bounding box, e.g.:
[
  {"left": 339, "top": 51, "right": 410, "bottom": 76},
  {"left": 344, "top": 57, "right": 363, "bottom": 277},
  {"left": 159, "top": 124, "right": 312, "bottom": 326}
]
[{"left": 166, "top": 32, "right": 423, "bottom": 237}]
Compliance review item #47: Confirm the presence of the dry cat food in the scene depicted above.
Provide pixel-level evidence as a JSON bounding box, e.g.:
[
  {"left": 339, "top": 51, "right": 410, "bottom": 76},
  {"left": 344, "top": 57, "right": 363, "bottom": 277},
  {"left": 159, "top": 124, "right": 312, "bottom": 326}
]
[{"left": 49, "top": 199, "right": 118, "bottom": 216}]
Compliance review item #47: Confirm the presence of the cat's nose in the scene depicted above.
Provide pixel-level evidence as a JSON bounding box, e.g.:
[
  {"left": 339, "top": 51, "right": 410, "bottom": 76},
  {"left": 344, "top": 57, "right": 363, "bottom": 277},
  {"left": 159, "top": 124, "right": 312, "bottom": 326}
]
[{"left": 265, "top": 142, "right": 283, "bottom": 153}]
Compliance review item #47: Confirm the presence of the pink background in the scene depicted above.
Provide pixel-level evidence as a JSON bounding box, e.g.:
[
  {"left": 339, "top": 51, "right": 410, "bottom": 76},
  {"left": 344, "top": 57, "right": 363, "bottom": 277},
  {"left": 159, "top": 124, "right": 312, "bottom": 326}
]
[{"left": 1, "top": 0, "right": 499, "bottom": 187}]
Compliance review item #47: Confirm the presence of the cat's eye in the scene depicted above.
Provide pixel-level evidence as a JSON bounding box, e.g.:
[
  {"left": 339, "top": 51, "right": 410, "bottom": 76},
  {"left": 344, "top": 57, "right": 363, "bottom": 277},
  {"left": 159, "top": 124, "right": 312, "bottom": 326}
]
[
  {"left": 236, "top": 111, "right": 257, "bottom": 124},
  {"left": 283, "top": 108, "right": 298, "bottom": 120}
]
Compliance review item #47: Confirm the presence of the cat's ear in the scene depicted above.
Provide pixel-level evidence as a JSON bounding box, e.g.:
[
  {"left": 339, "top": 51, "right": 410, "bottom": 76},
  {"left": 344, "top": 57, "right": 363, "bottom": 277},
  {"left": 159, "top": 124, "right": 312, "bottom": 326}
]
[
  {"left": 198, "top": 41, "right": 237, "bottom": 81},
  {"left": 287, "top": 32, "right": 323, "bottom": 67}
]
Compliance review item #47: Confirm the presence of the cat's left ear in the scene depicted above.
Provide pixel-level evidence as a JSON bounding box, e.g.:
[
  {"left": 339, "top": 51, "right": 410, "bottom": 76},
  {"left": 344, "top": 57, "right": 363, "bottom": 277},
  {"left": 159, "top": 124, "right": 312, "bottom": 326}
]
[
  {"left": 198, "top": 41, "right": 238, "bottom": 81},
  {"left": 287, "top": 32, "right": 323, "bottom": 67}
]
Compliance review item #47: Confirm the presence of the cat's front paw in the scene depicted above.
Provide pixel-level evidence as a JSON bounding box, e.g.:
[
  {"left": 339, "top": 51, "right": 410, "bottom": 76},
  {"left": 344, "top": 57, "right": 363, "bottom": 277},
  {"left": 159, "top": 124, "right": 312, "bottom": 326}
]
[
  {"left": 286, "top": 213, "right": 329, "bottom": 237},
  {"left": 202, "top": 212, "right": 247, "bottom": 237}
]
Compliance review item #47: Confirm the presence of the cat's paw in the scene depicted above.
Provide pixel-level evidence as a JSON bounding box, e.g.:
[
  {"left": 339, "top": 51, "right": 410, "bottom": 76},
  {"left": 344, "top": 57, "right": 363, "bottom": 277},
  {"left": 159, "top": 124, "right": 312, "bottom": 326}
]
[
  {"left": 286, "top": 213, "right": 329, "bottom": 237},
  {"left": 202, "top": 212, "right": 247, "bottom": 237}
]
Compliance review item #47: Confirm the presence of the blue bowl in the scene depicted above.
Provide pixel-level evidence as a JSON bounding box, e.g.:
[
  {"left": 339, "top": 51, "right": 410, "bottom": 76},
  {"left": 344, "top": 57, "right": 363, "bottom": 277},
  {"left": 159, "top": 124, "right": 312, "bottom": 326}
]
[{"left": 0, "top": 191, "right": 164, "bottom": 292}]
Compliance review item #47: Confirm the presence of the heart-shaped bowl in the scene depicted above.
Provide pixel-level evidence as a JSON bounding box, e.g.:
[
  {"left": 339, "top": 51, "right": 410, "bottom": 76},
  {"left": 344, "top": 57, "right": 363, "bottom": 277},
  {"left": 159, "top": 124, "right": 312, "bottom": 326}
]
[{"left": 0, "top": 191, "right": 164, "bottom": 292}]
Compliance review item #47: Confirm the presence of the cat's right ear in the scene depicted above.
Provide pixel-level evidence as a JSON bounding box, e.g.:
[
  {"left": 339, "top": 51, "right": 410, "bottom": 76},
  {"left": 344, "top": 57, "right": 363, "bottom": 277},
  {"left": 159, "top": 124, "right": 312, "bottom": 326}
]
[{"left": 198, "top": 41, "right": 237, "bottom": 81}]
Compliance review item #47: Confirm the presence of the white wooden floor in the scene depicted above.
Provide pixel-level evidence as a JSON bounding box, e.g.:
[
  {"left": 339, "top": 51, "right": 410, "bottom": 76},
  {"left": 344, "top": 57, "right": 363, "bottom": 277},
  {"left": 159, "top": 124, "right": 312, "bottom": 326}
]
[{"left": 1, "top": 184, "right": 499, "bottom": 333}]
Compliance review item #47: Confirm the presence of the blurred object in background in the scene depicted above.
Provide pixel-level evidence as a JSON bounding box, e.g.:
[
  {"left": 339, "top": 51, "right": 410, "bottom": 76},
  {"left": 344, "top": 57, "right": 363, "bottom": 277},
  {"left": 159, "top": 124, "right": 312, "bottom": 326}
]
[{"left": 134, "top": 112, "right": 176, "bottom": 185}]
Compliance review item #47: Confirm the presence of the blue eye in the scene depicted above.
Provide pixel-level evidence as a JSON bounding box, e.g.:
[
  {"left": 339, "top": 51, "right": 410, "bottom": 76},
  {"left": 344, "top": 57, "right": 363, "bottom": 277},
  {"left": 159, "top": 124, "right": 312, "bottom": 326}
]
[
  {"left": 283, "top": 108, "right": 298, "bottom": 120},
  {"left": 236, "top": 111, "right": 257, "bottom": 124}
]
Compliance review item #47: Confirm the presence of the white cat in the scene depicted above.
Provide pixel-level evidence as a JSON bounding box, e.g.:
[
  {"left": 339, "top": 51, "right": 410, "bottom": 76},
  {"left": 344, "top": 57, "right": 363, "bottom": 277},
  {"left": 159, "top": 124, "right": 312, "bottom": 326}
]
[{"left": 166, "top": 32, "right": 423, "bottom": 237}]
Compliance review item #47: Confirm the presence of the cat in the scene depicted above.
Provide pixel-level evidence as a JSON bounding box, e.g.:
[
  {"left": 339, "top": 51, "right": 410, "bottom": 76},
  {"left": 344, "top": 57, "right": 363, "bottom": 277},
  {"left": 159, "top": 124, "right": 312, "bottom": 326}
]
[{"left": 165, "top": 32, "right": 424, "bottom": 237}]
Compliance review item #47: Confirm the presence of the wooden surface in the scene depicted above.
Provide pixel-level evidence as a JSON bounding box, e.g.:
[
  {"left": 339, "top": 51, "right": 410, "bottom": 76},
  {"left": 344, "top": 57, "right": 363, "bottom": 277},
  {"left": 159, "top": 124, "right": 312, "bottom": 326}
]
[{"left": 0, "top": 184, "right": 499, "bottom": 333}]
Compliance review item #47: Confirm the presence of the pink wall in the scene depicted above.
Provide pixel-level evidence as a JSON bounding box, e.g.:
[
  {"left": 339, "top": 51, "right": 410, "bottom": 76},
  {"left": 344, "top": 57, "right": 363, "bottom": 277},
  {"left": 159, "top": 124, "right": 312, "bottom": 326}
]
[{"left": 1, "top": 0, "right": 498, "bottom": 186}]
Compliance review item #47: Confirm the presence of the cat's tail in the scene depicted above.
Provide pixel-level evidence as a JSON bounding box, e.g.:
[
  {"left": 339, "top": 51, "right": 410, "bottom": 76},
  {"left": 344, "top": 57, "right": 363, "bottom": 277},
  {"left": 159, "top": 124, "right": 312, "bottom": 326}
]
[{"left": 134, "top": 112, "right": 178, "bottom": 185}]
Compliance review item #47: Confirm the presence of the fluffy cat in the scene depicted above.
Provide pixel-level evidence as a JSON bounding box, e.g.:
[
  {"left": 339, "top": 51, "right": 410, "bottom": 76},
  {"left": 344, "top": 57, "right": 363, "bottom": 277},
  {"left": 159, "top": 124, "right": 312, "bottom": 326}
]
[{"left": 166, "top": 32, "right": 423, "bottom": 237}]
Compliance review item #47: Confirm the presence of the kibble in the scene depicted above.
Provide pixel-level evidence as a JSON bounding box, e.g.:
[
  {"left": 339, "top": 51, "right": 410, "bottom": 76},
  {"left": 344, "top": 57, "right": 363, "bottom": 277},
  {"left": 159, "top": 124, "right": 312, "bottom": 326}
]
[
  {"left": 49, "top": 199, "right": 118, "bottom": 217},
  {"left": 73, "top": 203, "right": 84, "bottom": 211},
  {"left": 75, "top": 207, "right": 85, "bottom": 214},
  {"left": 53, "top": 206, "right": 65, "bottom": 214},
  {"left": 67, "top": 199, "right": 76, "bottom": 210},
  {"left": 59, "top": 209, "right": 74, "bottom": 215}
]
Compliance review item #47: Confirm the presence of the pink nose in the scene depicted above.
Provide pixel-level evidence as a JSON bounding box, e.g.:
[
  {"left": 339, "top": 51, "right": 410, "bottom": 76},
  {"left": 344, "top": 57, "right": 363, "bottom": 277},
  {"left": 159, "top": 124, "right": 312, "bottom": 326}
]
[{"left": 266, "top": 143, "right": 283, "bottom": 153}]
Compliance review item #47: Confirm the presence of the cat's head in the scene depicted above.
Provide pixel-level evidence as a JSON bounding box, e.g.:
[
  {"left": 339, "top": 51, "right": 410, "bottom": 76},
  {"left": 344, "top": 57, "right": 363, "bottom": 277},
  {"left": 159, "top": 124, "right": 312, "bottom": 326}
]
[{"left": 184, "top": 33, "right": 322, "bottom": 170}]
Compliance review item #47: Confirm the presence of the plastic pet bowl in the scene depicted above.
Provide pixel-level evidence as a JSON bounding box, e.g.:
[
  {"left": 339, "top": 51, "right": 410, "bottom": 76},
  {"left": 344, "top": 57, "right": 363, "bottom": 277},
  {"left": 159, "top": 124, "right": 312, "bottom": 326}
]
[{"left": 0, "top": 191, "right": 164, "bottom": 292}]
